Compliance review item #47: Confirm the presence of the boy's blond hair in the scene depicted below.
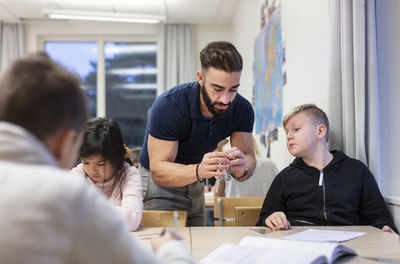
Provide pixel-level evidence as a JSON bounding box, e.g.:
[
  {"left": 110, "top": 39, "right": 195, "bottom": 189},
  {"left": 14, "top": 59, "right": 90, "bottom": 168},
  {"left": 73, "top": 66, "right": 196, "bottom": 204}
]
[{"left": 283, "top": 103, "right": 330, "bottom": 142}]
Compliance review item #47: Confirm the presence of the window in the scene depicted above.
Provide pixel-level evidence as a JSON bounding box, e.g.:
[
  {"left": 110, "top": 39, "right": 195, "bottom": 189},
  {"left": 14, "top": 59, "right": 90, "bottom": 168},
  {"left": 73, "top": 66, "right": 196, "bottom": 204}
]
[
  {"left": 104, "top": 42, "right": 157, "bottom": 147},
  {"left": 45, "top": 41, "right": 98, "bottom": 117},
  {"left": 44, "top": 40, "right": 157, "bottom": 148}
]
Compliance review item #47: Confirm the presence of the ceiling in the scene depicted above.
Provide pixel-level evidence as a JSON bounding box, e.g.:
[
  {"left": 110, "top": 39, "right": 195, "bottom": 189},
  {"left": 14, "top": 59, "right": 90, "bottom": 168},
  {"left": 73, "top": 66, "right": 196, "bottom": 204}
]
[{"left": 0, "top": 0, "right": 239, "bottom": 24}]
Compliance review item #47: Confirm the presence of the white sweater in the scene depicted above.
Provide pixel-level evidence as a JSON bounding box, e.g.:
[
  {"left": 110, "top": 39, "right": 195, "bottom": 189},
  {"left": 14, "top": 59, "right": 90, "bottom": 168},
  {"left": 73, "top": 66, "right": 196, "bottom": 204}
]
[
  {"left": 225, "top": 156, "right": 279, "bottom": 198},
  {"left": 0, "top": 122, "right": 194, "bottom": 264}
]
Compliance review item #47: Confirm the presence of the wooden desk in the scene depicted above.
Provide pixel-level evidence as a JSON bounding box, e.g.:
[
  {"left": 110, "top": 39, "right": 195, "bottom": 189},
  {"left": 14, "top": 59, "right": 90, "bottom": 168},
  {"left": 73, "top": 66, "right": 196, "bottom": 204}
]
[{"left": 190, "top": 226, "right": 400, "bottom": 263}]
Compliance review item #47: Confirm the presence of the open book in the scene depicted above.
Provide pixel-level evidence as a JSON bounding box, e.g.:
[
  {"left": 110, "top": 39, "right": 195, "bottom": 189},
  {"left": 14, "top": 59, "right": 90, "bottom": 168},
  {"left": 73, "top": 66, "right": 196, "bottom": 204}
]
[{"left": 200, "top": 236, "right": 356, "bottom": 264}]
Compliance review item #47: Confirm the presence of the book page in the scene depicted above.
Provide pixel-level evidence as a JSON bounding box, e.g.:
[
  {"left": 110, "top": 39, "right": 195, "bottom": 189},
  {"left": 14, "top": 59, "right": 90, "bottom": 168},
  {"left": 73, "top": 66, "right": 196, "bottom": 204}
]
[
  {"left": 280, "top": 229, "right": 365, "bottom": 242},
  {"left": 199, "top": 243, "right": 327, "bottom": 264}
]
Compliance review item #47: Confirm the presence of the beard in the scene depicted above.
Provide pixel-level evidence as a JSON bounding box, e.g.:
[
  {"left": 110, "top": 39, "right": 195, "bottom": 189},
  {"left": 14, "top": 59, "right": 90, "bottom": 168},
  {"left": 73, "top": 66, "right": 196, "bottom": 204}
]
[{"left": 200, "top": 83, "right": 235, "bottom": 117}]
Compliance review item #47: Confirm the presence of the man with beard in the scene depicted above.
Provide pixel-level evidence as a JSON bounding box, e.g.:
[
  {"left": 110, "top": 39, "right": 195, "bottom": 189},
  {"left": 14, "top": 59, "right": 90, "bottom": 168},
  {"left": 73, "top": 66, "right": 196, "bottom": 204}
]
[{"left": 138, "top": 41, "right": 256, "bottom": 226}]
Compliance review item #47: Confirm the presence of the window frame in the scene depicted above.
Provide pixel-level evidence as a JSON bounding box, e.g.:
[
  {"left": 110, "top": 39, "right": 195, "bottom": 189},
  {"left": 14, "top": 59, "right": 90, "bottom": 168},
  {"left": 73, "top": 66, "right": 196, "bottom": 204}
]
[{"left": 39, "top": 35, "right": 161, "bottom": 117}]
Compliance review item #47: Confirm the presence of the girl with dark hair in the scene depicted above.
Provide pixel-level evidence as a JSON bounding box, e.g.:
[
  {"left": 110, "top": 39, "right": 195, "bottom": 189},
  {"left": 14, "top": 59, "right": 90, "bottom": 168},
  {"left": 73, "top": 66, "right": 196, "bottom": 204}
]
[{"left": 71, "top": 117, "right": 143, "bottom": 231}]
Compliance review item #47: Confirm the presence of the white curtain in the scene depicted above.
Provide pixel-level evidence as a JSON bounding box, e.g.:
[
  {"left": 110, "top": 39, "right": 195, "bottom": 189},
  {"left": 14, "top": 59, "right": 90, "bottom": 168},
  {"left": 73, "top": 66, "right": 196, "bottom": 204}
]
[
  {"left": 0, "top": 23, "right": 24, "bottom": 73},
  {"left": 160, "top": 24, "right": 195, "bottom": 93},
  {"left": 328, "top": 0, "right": 379, "bottom": 169},
  {"left": 0, "top": 21, "right": 2, "bottom": 65},
  {"left": 365, "top": 0, "right": 382, "bottom": 185}
]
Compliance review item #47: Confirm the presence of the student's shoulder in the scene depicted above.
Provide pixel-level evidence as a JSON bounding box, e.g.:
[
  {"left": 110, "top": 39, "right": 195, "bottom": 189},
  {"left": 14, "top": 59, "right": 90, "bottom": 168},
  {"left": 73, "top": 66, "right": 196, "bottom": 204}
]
[
  {"left": 274, "top": 165, "right": 297, "bottom": 180},
  {"left": 70, "top": 163, "right": 85, "bottom": 176},
  {"left": 2, "top": 163, "right": 90, "bottom": 201},
  {"left": 40, "top": 166, "right": 90, "bottom": 193},
  {"left": 333, "top": 150, "right": 368, "bottom": 171},
  {"left": 7, "top": 163, "right": 79, "bottom": 181},
  {"left": 55, "top": 169, "right": 115, "bottom": 214},
  {"left": 345, "top": 155, "right": 367, "bottom": 167}
]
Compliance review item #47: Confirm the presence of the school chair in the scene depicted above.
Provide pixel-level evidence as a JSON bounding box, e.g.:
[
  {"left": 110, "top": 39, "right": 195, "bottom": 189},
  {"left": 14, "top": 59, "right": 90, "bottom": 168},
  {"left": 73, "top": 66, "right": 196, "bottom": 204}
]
[
  {"left": 141, "top": 210, "right": 187, "bottom": 227},
  {"left": 213, "top": 197, "right": 264, "bottom": 226},
  {"left": 234, "top": 206, "right": 262, "bottom": 226}
]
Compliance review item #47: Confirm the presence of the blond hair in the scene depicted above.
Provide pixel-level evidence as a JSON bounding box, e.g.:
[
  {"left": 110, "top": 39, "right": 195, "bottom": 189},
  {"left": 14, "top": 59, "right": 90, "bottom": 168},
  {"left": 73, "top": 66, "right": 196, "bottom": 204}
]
[{"left": 283, "top": 104, "right": 330, "bottom": 142}]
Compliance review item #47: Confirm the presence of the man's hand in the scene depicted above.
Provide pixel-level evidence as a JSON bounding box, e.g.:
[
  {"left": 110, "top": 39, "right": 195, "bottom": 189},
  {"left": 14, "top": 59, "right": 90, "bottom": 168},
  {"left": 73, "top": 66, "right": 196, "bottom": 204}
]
[
  {"left": 224, "top": 147, "right": 248, "bottom": 181},
  {"left": 225, "top": 147, "right": 247, "bottom": 169},
  {"left": 265, "top": 211, "right": 291, "bottom": 230},
  {"left": 198, "top": 152, "right": 230, "bottom": 180}
]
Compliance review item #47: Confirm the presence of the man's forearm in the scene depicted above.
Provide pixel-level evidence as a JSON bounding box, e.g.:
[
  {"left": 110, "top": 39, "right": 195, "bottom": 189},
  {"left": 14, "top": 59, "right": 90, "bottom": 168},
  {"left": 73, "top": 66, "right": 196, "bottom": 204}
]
[{"left": 150, "top": 161, "right": 199, "bottom": 187}]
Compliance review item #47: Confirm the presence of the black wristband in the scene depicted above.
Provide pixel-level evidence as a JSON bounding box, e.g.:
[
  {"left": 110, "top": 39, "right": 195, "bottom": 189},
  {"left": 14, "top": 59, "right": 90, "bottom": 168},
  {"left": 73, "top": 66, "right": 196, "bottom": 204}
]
[{"left": 195, "top": 163, "right": 202, "bottom": 182}]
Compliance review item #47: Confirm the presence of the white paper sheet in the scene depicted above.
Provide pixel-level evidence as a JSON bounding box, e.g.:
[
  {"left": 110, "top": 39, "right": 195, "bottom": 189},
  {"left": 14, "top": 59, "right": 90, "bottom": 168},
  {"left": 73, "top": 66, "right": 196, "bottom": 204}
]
[{"left": 281, "top": 229, "right": 365, "bottom": 242}]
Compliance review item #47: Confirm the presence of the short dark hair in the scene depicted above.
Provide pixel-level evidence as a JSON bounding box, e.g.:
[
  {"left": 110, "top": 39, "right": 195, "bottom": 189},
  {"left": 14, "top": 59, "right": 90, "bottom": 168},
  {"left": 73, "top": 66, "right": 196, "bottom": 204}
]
[
  {"left": 0, "top": 52, "right": 87, "bottom": 140},
  {"left": 79, "top": 117, "right": 132, "bottom": 198},
  {"left": 200, "top": 41, "right": 243, "bottom": 73}
]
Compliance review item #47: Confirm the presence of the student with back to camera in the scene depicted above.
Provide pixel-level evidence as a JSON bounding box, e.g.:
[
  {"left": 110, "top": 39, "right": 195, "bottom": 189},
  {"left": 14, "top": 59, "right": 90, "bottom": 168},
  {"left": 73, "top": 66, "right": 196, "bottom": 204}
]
[
  {"left": 71, "top": 117, "right": 143, "bottom": 231},
  {"left": 257, "top": 104, "right": 398, "bottom": 234},
  {"left": 0, "top": 52, "right": 194, "bottom": 263}
]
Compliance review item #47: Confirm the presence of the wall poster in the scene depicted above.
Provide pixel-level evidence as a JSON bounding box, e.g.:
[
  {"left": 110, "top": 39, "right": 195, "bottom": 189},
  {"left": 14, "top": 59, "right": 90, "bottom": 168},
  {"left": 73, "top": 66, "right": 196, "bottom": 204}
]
[{"left": 254, "top": 4, "right": 283, "bottom": 134}]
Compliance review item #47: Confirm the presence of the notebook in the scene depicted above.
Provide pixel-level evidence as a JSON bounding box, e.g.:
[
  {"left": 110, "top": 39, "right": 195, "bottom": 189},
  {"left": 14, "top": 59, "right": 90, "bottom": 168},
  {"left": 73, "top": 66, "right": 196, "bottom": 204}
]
[{"left": 200, "top": 236, "right": 356, "bottom": 264}]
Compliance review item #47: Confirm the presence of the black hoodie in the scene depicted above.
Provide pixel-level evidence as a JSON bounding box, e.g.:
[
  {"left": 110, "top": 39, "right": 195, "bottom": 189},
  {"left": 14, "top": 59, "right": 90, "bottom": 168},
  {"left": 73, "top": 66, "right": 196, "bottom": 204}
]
[{"left": 256, "top": 150, "right": 398, "bottom": 233}]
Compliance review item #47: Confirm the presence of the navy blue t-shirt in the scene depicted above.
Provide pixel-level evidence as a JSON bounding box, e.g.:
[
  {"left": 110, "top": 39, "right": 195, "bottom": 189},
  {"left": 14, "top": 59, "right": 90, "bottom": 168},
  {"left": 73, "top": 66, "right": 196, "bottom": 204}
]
[{"left": 139, "top": 81, "right": 254, "bottom": 169}]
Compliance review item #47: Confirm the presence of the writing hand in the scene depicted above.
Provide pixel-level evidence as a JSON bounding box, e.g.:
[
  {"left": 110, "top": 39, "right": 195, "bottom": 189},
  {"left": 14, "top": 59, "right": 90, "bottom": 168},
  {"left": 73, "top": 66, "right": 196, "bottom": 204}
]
[{"left": 149, "top": 231, "right": 174, "bottom": 252}]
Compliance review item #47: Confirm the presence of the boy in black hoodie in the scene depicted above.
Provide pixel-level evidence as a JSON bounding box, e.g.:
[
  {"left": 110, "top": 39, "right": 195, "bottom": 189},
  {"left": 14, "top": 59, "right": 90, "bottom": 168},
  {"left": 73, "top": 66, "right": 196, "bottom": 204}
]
[{"left": 256, "top": 104, "right": 398, "bottom": 234}]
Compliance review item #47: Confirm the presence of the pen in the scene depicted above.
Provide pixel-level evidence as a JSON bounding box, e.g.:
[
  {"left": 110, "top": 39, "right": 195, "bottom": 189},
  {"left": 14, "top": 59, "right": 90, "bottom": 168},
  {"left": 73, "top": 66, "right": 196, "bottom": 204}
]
[{"left": 162, "top": 211, "right": 182, "bottom": 240}]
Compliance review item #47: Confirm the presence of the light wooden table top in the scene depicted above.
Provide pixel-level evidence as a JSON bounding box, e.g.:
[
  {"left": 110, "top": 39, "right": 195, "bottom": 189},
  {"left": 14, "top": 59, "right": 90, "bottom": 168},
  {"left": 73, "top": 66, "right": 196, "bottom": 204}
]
[
  {"left": 131, "top": 226, "right": 400, "bottom": 263},
  {"left": 190, "top": 226, "right": 400, "bottom": 263}
]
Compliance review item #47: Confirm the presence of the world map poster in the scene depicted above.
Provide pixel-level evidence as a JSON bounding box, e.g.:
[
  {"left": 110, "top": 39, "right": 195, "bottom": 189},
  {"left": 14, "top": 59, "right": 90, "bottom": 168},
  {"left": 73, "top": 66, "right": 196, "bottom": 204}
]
[{"left": 253, "top": 5, "right": 283, "bottom": 134}]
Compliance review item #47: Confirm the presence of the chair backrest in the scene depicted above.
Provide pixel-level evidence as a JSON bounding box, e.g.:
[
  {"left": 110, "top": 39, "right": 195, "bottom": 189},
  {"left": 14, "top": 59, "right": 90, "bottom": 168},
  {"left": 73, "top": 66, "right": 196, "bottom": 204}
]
[
  {"left": 141, "top": 210, "right": 187, "bottom": 227},
  {"left": 234, "top": 206, "right": 262, "bottom": 226},
  {"left": 213, "top": 197, "right": 264, "bottom": 226}
]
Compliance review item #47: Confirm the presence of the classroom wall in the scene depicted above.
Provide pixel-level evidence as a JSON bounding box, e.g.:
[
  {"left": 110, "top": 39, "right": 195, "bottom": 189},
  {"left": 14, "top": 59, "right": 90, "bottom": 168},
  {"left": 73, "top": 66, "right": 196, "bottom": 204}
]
[
  {"left": 194, "top": 24, "right": 232, "bottom": 72},
  {"left": 231, "top": 0, "right": 330, "bottom": 170}
]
